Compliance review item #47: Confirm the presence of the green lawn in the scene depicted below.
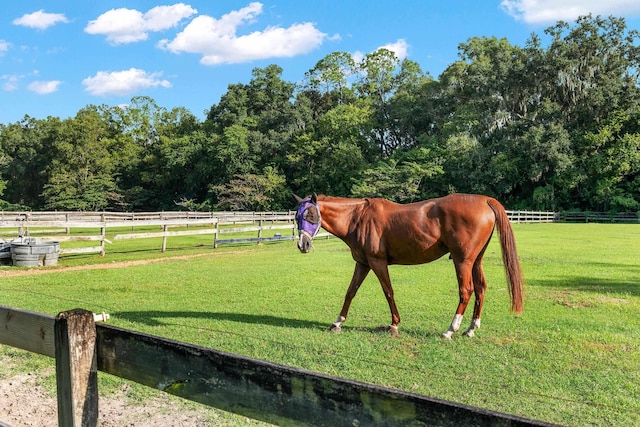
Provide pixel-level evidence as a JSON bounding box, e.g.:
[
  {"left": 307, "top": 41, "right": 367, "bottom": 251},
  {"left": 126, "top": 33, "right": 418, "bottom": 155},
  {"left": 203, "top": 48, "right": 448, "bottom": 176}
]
[{"left": 1, "top": 223, "right": 639, "bottom": 426}]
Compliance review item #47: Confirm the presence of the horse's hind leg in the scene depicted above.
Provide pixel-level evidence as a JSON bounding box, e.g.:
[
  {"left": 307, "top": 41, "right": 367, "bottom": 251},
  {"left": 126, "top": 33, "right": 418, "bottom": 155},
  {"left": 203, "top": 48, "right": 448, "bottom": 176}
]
[
  {"left": 331, "top": 262, "right": 370, "bottom": 332},
  {"left": 442, "top": 261, "right": 474, "bottom": 339},
  {"left": 462, "top": 257, "right": 487, "bottom": 337}
]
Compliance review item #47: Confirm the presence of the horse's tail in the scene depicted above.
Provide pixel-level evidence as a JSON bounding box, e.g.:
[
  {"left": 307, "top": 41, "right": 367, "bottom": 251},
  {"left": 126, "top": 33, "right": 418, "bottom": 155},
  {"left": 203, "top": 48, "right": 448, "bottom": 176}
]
[{"left": 487, "top": 198, "right": 524, "bottom": 314}]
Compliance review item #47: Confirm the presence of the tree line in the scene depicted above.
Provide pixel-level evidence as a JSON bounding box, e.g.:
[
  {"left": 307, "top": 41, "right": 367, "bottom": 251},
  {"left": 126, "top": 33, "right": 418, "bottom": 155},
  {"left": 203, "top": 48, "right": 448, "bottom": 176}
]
[{"left": 1, "top": 15, "right": 639, "bottom": 213}]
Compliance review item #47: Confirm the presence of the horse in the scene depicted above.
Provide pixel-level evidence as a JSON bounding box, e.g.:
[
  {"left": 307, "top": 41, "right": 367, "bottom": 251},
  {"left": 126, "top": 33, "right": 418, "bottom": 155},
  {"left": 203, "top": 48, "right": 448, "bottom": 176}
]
[{"left": 293, "top": 193, "right": 524, "bottom": 338}]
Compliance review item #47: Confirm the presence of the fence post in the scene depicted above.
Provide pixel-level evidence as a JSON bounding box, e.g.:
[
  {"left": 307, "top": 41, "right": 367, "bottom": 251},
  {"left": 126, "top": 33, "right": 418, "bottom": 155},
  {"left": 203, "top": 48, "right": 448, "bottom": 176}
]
[
  {"left": 100, "top": 213, "right": 106, "bottom": 256},
  {"left": 213, "top": 219, "right": 219, "bottom": 249},
  {"left": 161, "top": 224, "right": 168, "bottom": 252},
  {"left": 54, "top": 309, "right": 98, "bottom": 427}
]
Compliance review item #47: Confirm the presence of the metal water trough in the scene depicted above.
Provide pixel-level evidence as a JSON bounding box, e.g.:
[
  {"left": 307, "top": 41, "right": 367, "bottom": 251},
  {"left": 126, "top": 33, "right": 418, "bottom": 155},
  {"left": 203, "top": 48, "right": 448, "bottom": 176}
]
[
  {"left": 0, "top": 240, "right": 11, "bottom": 266},
  {"left": 10, "top": 238, "right": 60, "bottom": 267}
]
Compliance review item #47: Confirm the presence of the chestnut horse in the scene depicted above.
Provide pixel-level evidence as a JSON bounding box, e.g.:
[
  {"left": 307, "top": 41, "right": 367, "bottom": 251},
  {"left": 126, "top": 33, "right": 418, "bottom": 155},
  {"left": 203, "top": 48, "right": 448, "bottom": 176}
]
[{"left": 294, "top": 193, "right": 524, "bottom": 338}]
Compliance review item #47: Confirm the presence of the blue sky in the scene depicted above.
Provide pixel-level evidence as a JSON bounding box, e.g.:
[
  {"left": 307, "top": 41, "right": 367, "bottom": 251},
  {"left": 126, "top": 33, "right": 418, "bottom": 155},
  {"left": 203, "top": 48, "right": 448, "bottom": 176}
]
[{"left": 2, "top": 1, "right": 640, "bottom": 124}]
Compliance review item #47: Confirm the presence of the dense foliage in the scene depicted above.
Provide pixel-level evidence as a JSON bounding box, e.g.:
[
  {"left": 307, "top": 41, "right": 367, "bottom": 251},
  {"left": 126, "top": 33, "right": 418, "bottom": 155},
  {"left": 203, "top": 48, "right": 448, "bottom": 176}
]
[{"left": 1, "top": 16, "right": 639, "bottom": 212}]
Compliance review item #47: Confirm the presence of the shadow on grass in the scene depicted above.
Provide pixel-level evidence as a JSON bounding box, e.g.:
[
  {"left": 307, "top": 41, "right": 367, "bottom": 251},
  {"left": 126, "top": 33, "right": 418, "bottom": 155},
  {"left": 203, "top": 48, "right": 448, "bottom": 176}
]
[
  {"left": 114, "top": 310, "right": 444, "bottom": 339},
  {"left": 115, "top": 310, "right": 329, "bottom": 330},
  {"left": 530, "top": 263, "right": 640, "bottom": 296}
]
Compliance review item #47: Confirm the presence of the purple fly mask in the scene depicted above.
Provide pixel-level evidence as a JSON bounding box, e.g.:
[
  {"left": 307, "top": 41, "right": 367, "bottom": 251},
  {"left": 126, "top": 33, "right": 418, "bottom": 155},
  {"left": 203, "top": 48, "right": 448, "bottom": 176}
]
[{"left": 295, "top": 195, "right": 321, "bottom": 253}]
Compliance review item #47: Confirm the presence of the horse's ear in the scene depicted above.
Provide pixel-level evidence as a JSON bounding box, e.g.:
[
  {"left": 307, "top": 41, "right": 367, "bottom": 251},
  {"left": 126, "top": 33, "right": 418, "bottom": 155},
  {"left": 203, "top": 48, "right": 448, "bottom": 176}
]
[
  {"left": 293, "top": 194, "right": 303, "bottom": 204},
  {"left": 311, "top": 193, "right": 318, "bottom": 204}
]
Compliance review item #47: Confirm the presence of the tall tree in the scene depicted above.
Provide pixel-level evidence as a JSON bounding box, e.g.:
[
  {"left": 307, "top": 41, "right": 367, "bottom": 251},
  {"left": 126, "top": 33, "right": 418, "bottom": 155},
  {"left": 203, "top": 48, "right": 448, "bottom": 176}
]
[
  {"left": 304, "top": 51, "right": 357, "bottom": 107},
  {"left": 41, "top": 107, "right": 118, "bottom": 210},
  {"left": 351, "top": 146, "right": 443, "bottom": 202},
  {"left": 287, "top": 102, "right": 375, "bottom": 196},
  {"left": 542, "top": 15, "right": 640, "bottom": 129},
  {"left": 212, "top": 166, "right": 288, "bottom": 211},
  {"left": 356, "top": 48, "right": 408, "bottom": 156},
  {"left": 0, "top": 116, "right": 59, "bottom": 209},
  {"left": 572, "top": 109, "right": 640, "bottom": 210}
]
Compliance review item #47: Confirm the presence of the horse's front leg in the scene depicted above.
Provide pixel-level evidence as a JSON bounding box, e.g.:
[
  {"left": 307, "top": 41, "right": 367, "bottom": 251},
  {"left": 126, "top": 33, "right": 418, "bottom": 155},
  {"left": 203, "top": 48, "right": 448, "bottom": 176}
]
[
  {"left": 369, "top": 258, "right": 400, "bottom": 336},
  {"left": 331, "top": 262, "right": 370, "bottom": 332}
]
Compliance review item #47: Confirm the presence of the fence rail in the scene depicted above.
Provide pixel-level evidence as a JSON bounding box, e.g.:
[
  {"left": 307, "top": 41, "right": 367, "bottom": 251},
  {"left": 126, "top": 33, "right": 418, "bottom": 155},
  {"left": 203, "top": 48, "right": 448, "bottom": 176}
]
[
  {"left": 0, "top": 211, "right": 297, "bottom": 257},
  {"left": 507, "top": 210, "right": 559, "bottom": 223},
  {"left": 560, "top": 211, "right": 639, "bottom": 223},
  {"left": 1, "top": 208, "right": 636, "bottom": 224},
  {"left": 0, "top": 305, "right": 554, "bottom": 427},
  {"left": 0, "top": 210, "right": 290, "bottom": 223},
  {"left": 0, "top": 209, "right": 637, "bottom": 261}
]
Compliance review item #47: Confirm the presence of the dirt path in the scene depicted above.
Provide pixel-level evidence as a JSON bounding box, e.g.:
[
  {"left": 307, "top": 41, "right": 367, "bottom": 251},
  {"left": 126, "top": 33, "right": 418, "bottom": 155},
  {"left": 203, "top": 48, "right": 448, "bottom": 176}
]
[
  {"left": 0, "top": 371, "right": 216, "bottom": 426},
  {"left": 0, "top": 253, "right": 214, "bottom": 278}
]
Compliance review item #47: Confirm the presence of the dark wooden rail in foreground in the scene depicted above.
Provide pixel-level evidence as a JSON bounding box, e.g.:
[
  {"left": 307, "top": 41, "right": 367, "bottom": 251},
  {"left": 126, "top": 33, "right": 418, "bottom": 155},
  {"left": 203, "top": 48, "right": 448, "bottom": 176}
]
[{"left": 0, "top": 305, "right": 557, "bottom": 427}]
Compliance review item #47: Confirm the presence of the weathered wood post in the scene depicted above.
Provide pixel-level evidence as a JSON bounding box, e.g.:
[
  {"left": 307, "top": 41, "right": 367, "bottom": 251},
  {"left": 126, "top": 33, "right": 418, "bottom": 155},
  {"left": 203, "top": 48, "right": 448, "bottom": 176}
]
[
  {"left": 213, "top": 218, "right": 219, "bottom": 249},
  {"left": 100, "top": 213, "right": 106, "bottom": 256},
  {"left": 54, "top": 309, "right": 98, "bottom": 427},
  {"left": 161, "top": 224, "right": 168, "bottom": 252},
  {"left": 291, "top": 211, "right": 296, "bottom": 241},
  {"left": 257, "top": 215, "right": 263, "bottom": 244}
]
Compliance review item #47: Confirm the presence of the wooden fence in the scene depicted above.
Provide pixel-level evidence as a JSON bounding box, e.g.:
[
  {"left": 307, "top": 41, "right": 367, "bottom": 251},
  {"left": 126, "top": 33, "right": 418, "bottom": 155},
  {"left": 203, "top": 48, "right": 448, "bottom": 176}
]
[
  {"left": 0, "top": 209, "right": 637, "bottom": 261},
  {"left": 0, "top": 305, "right": 555, "bottom": 427},
  {"left": 560, "top": 211, "right": 639, "bottom": 223},
  {"left": 0, "top": 209, "right": 562, "bottom": 223},
  {"left": 507, "top": 210, "right": 559, "bottom": 223},
  {"left": 0, "top": 211, "right": 296, "bottom": 257},
  {"left": 507, "top": 210, "right": 639, "bottom": 223}
]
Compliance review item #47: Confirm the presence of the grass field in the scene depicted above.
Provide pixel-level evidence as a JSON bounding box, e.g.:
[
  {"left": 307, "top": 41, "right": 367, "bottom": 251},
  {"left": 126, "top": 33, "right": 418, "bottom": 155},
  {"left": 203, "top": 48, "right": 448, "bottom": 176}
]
[{"left": 1, "top": 223, "right": 639, "bottom": 426}]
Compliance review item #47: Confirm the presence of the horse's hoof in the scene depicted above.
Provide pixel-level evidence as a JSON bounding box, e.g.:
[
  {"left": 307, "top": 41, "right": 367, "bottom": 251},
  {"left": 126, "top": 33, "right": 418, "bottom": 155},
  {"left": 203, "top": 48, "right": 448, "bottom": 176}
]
[
  {"left": 374, "top": 325, "right": 398, "bottom": 336},
  {"left": 441, "top": 332, "right": 453, "bottom": 340},
  {"left": 328, "top": 324, "right": 342, "bottom": 333},
  {"left": 462, "top": 330, "right": 475, "bottom": 338}
]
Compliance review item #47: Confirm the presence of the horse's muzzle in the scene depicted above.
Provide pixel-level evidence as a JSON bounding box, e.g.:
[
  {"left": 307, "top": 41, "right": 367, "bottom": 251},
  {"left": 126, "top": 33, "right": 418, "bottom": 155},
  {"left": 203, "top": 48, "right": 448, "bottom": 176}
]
[{"left": 297, "top": 233, "right": 312, "bottom": 253}]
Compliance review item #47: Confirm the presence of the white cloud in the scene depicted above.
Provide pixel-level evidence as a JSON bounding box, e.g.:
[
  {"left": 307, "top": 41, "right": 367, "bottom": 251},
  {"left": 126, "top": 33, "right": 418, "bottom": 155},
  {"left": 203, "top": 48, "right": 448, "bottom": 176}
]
[
  {"left": 1, "top": 75, "right": 22, "bottom": 92},
  {"left": 28, "top": 80, "right": 62, "bottom": 94},
  {"left": 0, "top": 40, "right": 10, "bottom": 56},
  {"left": 158, "top": 2, "right": 327, "bottom": 65},
  {"left": 380, "top": 39, "right": 409, "bottom": 61},
  {"left": 85, "top": 3, "right": 197, "bottom": 45},
  {"left": 82, "top": 68, "right": 172, "bottom": 96},
  {"left": 352, "top": 39, "right": 410, "bottom": 66},
  {"left": 13, "top": 10, "right": 69, "bottom": 30},
  {"left": 500, "top": 0, "right": 640, "bottom": 24},
  {"left": 351, "top": 51, "right": 364, "bottom": 66}
]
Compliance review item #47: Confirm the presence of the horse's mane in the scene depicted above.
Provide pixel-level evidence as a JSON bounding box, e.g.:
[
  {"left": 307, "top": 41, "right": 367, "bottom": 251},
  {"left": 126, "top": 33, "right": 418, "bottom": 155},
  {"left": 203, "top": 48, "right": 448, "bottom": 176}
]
[
  {"left": 318, "top": 195, "right": 398, "bottom": 207},
  {"left": 318, "top": 195, "right": 368, "bottom": 205}
]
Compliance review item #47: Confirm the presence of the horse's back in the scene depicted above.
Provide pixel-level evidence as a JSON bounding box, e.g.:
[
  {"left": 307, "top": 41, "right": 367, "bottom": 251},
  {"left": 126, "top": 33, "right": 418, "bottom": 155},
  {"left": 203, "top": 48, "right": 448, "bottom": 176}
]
[
  {"left": 359, "top": 194, "right": 496, "bottom": 236},
  {"left": 429, "top": 193, "right": 496, "bottom": 220}
]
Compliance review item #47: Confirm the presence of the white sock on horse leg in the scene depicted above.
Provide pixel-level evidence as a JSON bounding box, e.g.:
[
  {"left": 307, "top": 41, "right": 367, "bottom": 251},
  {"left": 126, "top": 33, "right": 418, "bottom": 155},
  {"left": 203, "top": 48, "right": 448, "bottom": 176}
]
[
  {"left": 442, "top": 314, "right": 463, "bottom": 339},
  {"left": 332, "top": 315, "right": 346, "bottom": 329},
  {"left": 463, "top": 318, "right": 481, "bottom": 337}
]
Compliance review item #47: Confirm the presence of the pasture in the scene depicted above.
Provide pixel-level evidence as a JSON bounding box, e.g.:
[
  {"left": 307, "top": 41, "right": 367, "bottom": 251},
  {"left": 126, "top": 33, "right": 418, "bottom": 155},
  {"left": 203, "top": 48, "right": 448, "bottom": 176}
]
[{"left": 1, "top": 223, "right": 639, "bottom": 426}]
